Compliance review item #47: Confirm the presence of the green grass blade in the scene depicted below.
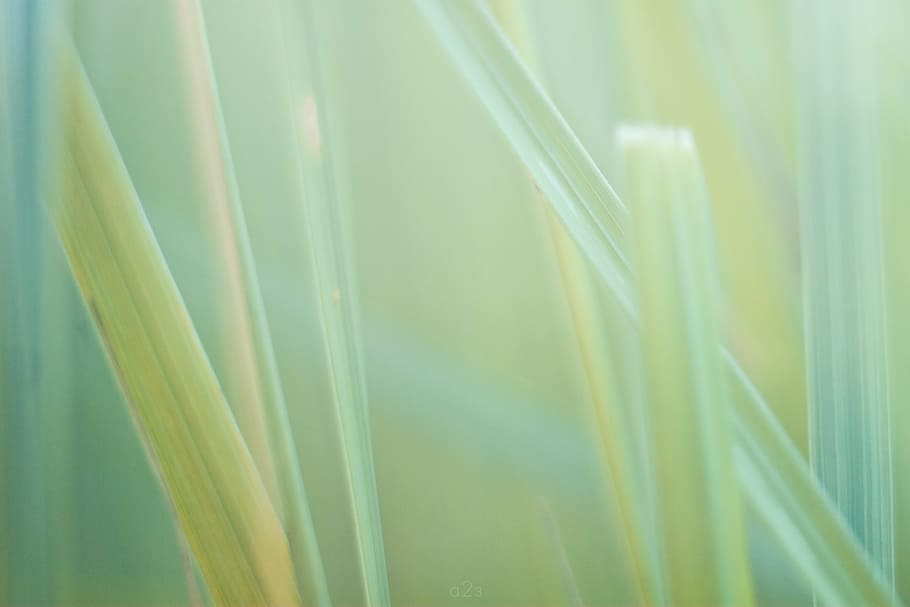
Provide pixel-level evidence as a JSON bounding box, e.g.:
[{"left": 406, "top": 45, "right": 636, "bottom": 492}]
[
  {"left": 175, "top": 3, "right": 284, "bottom": 509},
  {"left": 728, "top": 358, "right": 895, "bottom": 606},
  {"left": 541, "top": 206, "right": 662, "bottom": 606},
  {"left": 271, "top": 1, "right": 391, "bottom": 605},
  {"left": 413, "top": 2, "right": 898, "bottom": 604},
  {"left": 170, "top": 1, "right": 331, "bottom": 604},
  {"left": 793, "top": 0, "right": 895, "bottom": 591},
  {"left": 54, "top": 49, "right": 300, "bottom": 607},
  {"left": 414, "top": 0, "right": 633, "bottom": 316},
  {"left": 613, "top": 0, "right": 808, "bottom": 457},
  {"left": 489, "top": 5, "right": 661, "bottom": 602},
  {"left": 879, "top": 0, "right": 910, "bottom": 598},
  {"left": 621, "top": 126, "right": 754, "bottom": 606},
  {"left": 1, "top": 2, "right": 56, "bottom": 601}
]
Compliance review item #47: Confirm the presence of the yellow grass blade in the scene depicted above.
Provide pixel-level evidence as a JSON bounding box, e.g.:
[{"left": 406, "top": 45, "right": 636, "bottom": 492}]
[
  {"left": 489, "top": 4, "right": 662, "bottom": 602},
  {"left": 53, "top": 48, "right": 300, "bottom": 607}
]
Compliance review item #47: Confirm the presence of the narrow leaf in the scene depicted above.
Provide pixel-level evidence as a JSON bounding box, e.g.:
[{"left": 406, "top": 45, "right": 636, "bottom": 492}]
[
  {"left": 0, "top": 1, "right": 52, "bottom": 601},
  {"left": 489, "top": 5, "right": 662, "bottom": 602},
  {"left": 54, "top": 49, "right": 300, "bottom": 607},
  {"left": 170, "top": 1, "right": 331, "bottom": 604},
  {"left": 271, "top": 0, "right": 391, "bottom": 604},
  {"left": 794, "top": 0, "right": 895, "bottom": 590}
]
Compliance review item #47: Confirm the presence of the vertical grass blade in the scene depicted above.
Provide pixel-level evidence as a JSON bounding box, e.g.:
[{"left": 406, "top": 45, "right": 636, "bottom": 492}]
[
  {"left": 271, "top": 1, "right": 391, "bottom": 604},
  {"left": 728, "top": 358, "right": 895, "bottom": 606},
  {"left": 878, "top": 0, "right": 910, "bottom": 599},
  {"left": 54, "top": 49, "right": 300, "bottom": 607},
  {"left": 621, "top": 126, "right": 754, "bottom": 606},
  {"left": 170, "top": 1, "right": 331, "bottom": 604},
  {"left": 414, "top": 2, "right": 899, "bottom": 603},
  {"left": 39, "top": 211, "right": 77, "bottom": 606},
  {"left": 414, "top": 0, "right": 633, "bottom": 316},
  {"left": 0, "top": 1, "right": 55, "bottom": 602},
  {"left": 793, "top": 0, "right": 895, "bottom": 590}
]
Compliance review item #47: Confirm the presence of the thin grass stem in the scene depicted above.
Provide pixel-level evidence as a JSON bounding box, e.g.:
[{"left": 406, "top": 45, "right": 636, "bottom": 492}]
[
  {"left": 54, "top": 49, "right": 301, "bottom": 607},
  {"left": 170, "top": 1, "right": 331, "bottom": 604},
  {"left": 270, "top": 0, "right": 391, "bottom": 604}
]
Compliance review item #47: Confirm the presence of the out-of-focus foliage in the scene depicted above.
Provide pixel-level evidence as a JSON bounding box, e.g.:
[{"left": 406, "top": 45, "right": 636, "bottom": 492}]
[{"left": 2, "top": 0, "right": 909, "bottom": 606}]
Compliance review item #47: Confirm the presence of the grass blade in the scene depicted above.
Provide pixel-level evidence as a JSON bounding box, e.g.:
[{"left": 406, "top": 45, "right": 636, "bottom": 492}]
[
  {"left": 414, "top": 0, "right": 633, "bottom": 315},
  {"left": 170, "top": 1, "right": 331, "bottom": 604},
  {"left": 793, "top": 0, "right": 895, "bottom": 591},
  {"left": 271, "top": 0, "right": 391, "bottom": 604},
  {"left": 536, "top": 499, "right": 585, "bottom": 607},
  {"left": 879, "top": 1, "right": 910, "bottom": 598},
  {"left": 54, "top": 48, "right": 300, "bottom": 607},
  {"left": 621, "top": 126, "right": 754, "bottom": 606},
  {"left": 168, "top": 4, "right": 285, "bottom": 525},
  {"left": 413, "top": 2, "right": 898, "bottom": 604},
  {"left": 489, "top": 5, "right": 662, "bottom": 603}
]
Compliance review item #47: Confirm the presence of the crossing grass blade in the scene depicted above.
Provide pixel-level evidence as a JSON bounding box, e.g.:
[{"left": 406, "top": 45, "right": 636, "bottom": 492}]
[
  {"left": 413, "top": 2, "right": 899, "bottom": 604},
  {"left": 727, "top": 358, "right": 895, "bottom": 606},
  {"left": 170, "top": 1, "right": 331, "bottom": 604},
  {"left": 53, "top": 48, "right": 300, "bottom": 607},
  {"left": 489, "top": 4, "right": 661, "bottom": 603},
  {"left": 270, "top": 0, "right": 391, "bottom": 604},
  {"left": 414, "top": 0, "right": 633, "bottom": 316}
]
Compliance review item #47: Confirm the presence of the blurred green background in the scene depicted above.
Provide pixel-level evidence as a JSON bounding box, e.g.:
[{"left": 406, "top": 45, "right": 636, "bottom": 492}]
[{"left": 7, "top": 0, "right": 904, "bottom": 605}]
